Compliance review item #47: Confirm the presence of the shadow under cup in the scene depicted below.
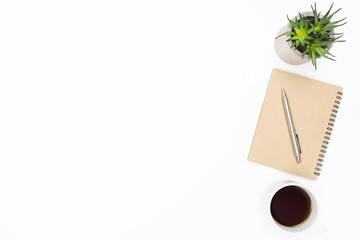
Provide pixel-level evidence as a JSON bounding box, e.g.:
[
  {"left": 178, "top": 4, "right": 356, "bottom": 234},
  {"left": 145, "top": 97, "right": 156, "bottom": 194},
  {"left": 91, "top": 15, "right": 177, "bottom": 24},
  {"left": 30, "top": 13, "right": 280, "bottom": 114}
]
[{"left": 270, "top": 185, "right": 316, "bottom": 231}]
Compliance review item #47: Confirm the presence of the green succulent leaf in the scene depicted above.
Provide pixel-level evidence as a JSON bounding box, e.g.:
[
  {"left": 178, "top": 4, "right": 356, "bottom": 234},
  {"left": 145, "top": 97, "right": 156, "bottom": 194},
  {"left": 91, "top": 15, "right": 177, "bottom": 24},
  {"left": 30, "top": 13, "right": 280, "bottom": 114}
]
[
  {"left": 287, "top": 15, "right": 297, "bottom": 29},
  {"left": 321, "top": 3, "right": 334, "bottom": 21},
  {"left": 311, "top": 3, "right": 318, "bottom": 25},
  {"left": 325, "top": 7, "right": 342, "bottom": 23},
  {"left": 306, "top": 27, "right": 315, "bottom": 35},
  {"left": 310, "top": 50, "right": 317, "bottom": 69},
  {"left": 276, "top": 31, "right": 296, "bottom": 39},
  {"left": 321, "top": 22, "right": 347, "bottom": 32}
]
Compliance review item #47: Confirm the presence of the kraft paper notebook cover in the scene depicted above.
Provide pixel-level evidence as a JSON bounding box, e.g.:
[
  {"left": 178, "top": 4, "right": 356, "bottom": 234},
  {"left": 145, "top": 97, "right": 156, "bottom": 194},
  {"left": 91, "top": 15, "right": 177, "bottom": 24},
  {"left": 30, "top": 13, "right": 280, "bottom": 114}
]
[{"left": 248, "top": 69, "right": 343, "bottom": 180}]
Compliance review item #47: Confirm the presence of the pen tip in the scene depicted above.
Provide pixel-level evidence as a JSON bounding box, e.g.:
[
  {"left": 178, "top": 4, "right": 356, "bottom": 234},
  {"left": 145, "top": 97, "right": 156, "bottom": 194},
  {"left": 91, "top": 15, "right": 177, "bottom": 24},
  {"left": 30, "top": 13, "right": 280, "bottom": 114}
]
[{"left": 282, "top": 89, "right": 286, "bottom": 97}]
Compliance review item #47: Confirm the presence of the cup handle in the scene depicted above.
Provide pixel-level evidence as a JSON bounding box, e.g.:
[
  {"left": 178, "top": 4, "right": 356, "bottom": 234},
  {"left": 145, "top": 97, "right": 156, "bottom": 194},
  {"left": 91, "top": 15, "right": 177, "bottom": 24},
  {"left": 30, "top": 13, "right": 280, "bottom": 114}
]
[{"left": 313, "top": 221, "right": 327, "bottom": 235}]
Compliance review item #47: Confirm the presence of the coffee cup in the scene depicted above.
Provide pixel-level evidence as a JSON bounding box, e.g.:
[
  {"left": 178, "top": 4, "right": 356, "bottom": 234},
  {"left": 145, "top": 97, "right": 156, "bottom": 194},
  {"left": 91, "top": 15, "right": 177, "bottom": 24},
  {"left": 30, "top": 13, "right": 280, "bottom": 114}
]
[{"left": 268, "top": 182, "right": 321, "bottom": 232}]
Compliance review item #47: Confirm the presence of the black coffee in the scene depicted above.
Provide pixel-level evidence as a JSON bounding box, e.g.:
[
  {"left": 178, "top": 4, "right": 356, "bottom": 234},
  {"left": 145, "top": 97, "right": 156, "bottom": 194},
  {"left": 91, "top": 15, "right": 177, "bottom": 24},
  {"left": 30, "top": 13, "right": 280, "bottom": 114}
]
[{"left": 270, "top": 185, "right": 311, "bottom": 227}]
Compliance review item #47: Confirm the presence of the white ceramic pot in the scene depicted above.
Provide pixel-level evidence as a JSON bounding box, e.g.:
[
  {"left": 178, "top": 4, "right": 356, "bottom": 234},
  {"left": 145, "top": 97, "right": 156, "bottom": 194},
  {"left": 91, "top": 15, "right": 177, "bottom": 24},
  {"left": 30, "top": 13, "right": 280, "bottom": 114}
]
[{"left": 274, "top": 12, "right": 332, "bottom": 65}]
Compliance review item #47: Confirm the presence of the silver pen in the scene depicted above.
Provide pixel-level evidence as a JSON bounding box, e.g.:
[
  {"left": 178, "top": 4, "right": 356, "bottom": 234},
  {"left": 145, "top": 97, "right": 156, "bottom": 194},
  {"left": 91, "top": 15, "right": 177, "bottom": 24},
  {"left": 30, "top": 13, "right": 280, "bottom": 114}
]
[{"left": 282, "top": 89, "right": 301, "bottom": 163}]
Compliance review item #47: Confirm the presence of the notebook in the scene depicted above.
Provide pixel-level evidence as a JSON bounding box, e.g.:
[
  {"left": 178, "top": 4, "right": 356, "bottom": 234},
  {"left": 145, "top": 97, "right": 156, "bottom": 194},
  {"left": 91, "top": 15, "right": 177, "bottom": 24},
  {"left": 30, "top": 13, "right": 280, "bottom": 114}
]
[{"left": 248, "top": 69, "right": 343, "bottom": 180}]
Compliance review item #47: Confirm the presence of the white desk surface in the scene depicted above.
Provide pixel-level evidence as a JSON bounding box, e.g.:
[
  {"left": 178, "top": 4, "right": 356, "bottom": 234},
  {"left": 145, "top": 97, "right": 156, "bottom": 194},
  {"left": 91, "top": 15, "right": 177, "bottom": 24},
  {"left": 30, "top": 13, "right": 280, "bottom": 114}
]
[{"left": 1, "top": 1, "right": 359, "bottom": 239}]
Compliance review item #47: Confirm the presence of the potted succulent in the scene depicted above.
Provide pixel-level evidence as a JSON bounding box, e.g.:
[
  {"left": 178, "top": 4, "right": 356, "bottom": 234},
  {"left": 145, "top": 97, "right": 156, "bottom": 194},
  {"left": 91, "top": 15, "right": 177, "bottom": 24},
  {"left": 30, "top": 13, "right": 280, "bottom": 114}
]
[{"left": 274, "top": 3, "right": 346, "bottom": 69}]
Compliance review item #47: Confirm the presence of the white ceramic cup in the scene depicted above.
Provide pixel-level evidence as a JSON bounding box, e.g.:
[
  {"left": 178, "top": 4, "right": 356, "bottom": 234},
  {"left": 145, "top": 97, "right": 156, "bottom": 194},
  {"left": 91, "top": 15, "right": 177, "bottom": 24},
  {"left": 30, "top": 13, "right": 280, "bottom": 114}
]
[{"left": 268, "top": 182, "right": 322, "bottom": 233}]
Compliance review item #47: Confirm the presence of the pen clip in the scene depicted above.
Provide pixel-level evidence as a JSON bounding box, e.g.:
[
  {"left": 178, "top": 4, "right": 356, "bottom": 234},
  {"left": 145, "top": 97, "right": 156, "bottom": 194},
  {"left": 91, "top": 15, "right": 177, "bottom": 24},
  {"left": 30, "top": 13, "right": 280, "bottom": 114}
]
[{"left": 295, "top": 130, "right": 301, "bottom": 154}]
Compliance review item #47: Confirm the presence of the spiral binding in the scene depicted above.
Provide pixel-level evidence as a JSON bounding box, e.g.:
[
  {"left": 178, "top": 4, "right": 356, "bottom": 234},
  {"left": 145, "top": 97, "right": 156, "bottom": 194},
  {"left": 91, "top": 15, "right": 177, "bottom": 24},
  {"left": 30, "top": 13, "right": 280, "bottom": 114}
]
[{"left": 314, "top": 91, "right": 343, "bottom": 176}]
